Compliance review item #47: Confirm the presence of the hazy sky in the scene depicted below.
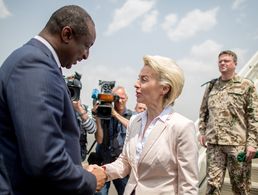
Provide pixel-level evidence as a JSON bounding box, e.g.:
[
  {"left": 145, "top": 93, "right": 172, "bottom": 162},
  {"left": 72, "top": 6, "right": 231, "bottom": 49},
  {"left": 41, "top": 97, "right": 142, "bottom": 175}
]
[{"left": 1, "top": 0, "right": 258, "bottom": 120}]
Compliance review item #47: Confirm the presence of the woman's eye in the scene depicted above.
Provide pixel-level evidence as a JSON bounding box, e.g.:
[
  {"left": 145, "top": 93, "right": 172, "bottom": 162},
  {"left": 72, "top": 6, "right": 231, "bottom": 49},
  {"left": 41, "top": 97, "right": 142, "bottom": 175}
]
[{"left": 141, "top": 76, "right": 148, "bottom": 82}]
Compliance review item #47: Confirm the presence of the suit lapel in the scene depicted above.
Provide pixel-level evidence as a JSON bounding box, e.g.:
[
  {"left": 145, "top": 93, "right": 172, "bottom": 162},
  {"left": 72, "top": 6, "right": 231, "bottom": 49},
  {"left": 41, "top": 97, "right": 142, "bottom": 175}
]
[
  {"left": 137, "top": 119, "right": 167, "bottom": 165},
  {"left": 129, "top": 116, "right": 142, "bottom": 166}
]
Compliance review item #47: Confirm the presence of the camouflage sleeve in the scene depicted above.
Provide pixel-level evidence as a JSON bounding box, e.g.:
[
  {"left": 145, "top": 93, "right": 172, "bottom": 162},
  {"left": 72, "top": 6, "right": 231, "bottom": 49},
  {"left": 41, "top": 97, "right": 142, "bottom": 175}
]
[
  {"left": 246, "top": 82, "right": 258, "bottom": 149},
  {"left": 198, "top": 84, "right": 210, "bottom": 135}
]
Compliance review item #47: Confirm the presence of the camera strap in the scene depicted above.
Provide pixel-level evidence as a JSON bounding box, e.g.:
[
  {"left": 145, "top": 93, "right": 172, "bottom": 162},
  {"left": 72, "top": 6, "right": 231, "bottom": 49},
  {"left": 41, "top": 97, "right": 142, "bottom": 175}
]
[{"left": 201, "top": 78, "right": 217, "bottom": 123}]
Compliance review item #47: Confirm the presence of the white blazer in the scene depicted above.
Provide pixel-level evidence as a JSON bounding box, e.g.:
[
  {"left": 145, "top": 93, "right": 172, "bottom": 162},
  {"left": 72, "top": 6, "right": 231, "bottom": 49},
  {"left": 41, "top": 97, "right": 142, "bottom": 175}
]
[{"left": 105, "top": 111, "right": 199, "bottom": 195}]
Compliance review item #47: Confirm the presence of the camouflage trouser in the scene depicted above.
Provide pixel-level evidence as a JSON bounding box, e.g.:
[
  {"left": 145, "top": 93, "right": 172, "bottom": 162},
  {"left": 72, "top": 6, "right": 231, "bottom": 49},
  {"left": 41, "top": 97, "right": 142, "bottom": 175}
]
[{"left": 206, "top": 144, "right": 251, "bottom": 195}]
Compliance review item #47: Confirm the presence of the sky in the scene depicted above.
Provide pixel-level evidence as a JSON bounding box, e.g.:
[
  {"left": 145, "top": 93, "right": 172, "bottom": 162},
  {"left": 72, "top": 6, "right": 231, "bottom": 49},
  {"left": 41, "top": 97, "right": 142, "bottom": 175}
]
[{"left": 1, "top": 0, "right": 258, "bottom": 121}]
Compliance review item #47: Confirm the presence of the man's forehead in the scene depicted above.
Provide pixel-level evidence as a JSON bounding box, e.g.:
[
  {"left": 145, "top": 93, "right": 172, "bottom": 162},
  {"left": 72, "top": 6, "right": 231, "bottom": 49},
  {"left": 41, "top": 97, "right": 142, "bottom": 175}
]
[
  {"left": 219, "top": 54, "right": 233, "bottom": 58},
  {"left": 117, "top": 93, "right": 126, "bottom": 98}
]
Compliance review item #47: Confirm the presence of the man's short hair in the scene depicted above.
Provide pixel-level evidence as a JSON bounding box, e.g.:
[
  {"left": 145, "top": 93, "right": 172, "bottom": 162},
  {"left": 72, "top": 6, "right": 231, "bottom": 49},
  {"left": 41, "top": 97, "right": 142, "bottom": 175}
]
[
  {"left": 218, "top": 50, "right": 237, "bottom": 64},
  {"left": 45, "top": 5, "right": 94, "bottom": 37}
]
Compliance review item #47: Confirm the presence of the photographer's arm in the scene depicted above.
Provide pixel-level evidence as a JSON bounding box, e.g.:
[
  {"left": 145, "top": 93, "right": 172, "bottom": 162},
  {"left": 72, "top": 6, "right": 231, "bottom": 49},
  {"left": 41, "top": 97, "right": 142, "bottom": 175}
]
[
  {"left": 72, "top": 101, "right": 96, "bottom": 134},
  {"left": 112, "top": 109, "right": 129, "bottom": 128},
  {"left": 72, "top": 100, "right": 89, "bottom": 121}
]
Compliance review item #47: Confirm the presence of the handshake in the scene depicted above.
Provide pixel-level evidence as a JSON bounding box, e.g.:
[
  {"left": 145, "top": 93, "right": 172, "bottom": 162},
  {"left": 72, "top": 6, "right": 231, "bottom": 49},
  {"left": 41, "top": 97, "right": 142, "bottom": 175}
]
[{"left": 83, "top": 163, "right": 107, "bottom": 192}]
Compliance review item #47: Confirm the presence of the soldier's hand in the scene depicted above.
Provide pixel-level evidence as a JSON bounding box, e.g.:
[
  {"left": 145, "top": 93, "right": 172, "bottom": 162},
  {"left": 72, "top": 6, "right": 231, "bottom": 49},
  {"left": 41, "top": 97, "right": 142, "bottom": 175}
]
[
  {"left": 199, "top": 135, "right": 207, "bottom": 148},
  {"left": 246, "top": 146, "right": 256, "bottom": 162}
]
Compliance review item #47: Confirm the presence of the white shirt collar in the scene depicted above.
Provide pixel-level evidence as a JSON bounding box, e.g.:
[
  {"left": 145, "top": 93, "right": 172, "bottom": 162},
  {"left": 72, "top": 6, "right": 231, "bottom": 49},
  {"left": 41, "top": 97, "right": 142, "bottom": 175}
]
[
  {"left": 159, "top": 105, "right": 173, "bottom": 122},
  {"left": 142, "top": 105, "right": 173, "bottom": 124},
  {"left": 34, "top": 35, "right": 61, "bottom": 68},
  {"left": 135, "top": 105, "right": 173, "bottom": 163}
]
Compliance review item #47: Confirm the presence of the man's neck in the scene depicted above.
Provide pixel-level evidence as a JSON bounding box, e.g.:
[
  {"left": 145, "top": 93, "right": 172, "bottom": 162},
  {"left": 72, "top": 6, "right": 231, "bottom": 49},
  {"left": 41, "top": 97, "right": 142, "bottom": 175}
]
[{"left": 221, "top": 72, "right": 235, "bottom": 81}]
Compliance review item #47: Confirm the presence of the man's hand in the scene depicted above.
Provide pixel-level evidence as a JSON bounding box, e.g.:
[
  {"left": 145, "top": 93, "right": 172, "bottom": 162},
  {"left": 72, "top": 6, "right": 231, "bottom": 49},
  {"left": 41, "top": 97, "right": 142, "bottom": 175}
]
[
  {"left": 199, "top": 135, "right": 207, "bottom": 147},
  {"left": 92, "top": 101, "right": 100, "bottom": 116},
  {"left": 111, "top": 107, "right": 118, "bottom": 117},
  {"left": 86, "top": 164, "right": 107, "bottom": 192},
  {"left": 246, "top": 146, "right": 256, "bottom": 162}
]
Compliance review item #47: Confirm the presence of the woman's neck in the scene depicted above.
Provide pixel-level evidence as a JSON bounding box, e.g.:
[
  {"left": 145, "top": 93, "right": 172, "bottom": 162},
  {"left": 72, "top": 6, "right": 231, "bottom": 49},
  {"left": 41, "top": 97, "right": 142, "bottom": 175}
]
[{"left": 146, "top": 104, "right": 164, "bottom": 121}]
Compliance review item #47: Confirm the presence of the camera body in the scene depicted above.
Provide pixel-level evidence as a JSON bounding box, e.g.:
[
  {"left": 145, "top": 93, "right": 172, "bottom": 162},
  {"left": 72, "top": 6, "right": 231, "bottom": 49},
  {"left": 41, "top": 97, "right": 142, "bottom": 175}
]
[
  {"left": 65, "top": 72, "right": 82, "bottom": 101},
  {"left": 92, "top": 80, "right": 120, "bottom": 119}
]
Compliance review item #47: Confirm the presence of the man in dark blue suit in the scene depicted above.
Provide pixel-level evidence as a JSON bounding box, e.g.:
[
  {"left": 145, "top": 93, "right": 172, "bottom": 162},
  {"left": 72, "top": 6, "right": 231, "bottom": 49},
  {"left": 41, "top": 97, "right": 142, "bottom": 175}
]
[{"left": 0, "top": 5, "right": 106, "bottom": 195}]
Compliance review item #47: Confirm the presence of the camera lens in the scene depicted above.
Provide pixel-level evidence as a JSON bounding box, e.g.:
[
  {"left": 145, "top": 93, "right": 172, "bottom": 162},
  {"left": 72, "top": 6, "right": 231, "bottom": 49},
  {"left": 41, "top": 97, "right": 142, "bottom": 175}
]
[{"left": 69, "top": 87, "right": 75, "bottom": 100}]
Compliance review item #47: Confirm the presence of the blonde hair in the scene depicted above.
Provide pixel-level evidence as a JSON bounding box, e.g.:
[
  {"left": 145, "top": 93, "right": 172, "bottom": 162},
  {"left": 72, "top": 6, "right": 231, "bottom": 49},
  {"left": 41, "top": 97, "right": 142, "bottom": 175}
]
[{"left": 143, "top": 55, "right": 185, "bottom": 106}]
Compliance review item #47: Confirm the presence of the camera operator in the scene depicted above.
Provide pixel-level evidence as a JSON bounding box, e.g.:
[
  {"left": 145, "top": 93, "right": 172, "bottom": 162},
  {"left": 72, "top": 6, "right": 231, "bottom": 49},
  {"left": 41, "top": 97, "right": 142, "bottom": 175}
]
[
  {"left": 66, "top": 73, "right": 97, "bottom": 162},
  {"left": 72, "top": 100, "right": 96, "bottom": 162},
  {"left": 92, "top": 86, "right": 132, "bottom": 195}
]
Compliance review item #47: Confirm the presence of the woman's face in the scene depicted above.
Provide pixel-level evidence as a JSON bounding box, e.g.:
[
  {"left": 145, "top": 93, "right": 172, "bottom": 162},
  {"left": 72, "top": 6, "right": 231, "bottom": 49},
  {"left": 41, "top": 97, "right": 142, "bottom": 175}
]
[{"left": 135, "top": 65, "right": 164, "bottom": 106}]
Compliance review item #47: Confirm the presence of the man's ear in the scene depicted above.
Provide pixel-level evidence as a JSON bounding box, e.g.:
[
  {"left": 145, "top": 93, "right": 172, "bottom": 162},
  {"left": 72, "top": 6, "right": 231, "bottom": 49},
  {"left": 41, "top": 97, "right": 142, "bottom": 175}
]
[{"left": 60, "top": 26, "right": 73, "bottom": 43}]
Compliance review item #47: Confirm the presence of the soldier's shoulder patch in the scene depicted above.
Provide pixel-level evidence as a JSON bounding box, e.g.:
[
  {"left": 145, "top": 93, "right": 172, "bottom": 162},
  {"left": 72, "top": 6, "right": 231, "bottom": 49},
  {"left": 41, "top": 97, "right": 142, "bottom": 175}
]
[
  {"left": 242, "top": 77, "right": 254, "bottom": 84},
  {"left": 235, "top": 75, "right": 253, "bottom": 84}
]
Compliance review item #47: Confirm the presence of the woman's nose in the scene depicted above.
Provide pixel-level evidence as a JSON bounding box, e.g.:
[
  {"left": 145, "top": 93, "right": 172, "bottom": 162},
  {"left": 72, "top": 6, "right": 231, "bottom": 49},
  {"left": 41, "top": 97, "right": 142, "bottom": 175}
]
[{"left": 134, "top": 80, "right": 140, "bottom": 88}]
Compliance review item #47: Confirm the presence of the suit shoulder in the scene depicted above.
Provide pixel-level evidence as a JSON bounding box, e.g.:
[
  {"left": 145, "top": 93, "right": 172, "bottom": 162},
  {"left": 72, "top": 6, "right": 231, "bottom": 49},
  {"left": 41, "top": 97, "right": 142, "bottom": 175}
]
[
  {"left": 168, "top": 113, "right": 196, "bottom": 138},
  {"left": 170, "top": 112, "right": 194, "bottom": 125}
]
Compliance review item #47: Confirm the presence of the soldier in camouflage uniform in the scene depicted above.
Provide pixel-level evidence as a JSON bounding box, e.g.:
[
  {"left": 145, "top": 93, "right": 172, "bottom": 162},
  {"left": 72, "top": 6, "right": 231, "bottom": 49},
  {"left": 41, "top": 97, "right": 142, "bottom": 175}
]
[{"left": 198, "top": 50, "right": 258, "bottom": 194}]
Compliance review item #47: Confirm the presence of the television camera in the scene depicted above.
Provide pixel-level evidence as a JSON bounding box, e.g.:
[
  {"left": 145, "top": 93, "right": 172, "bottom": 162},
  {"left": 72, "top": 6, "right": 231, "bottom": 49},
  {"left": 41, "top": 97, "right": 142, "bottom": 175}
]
[
  {"left": 65, "top": 72, "right": 82, "bottom": 101},
  {"left": 91, "top": 80, "right": 120, "bottom": 119}
]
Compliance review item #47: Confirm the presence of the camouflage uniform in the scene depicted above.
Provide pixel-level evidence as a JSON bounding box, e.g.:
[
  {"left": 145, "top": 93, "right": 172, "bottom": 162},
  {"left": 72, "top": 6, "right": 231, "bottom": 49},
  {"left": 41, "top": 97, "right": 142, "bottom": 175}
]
[{"left": 199, "top": 75, "right": 258, "bottom": 195}]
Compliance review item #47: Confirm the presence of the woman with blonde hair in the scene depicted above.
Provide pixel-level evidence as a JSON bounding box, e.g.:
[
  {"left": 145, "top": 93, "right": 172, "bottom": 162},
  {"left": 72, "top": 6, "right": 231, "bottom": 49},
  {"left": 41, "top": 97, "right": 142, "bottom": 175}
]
[{"left": 90, "top": 55, "right": 199, "bottom": 195}]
